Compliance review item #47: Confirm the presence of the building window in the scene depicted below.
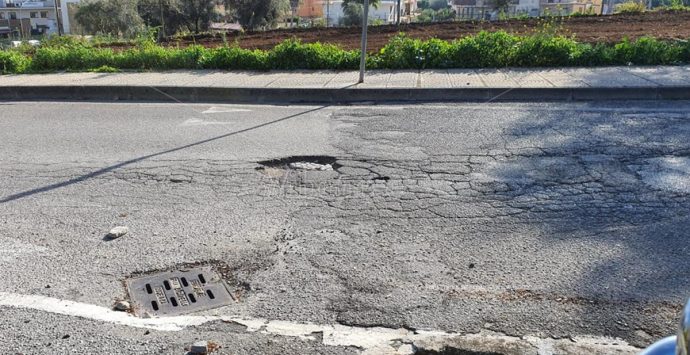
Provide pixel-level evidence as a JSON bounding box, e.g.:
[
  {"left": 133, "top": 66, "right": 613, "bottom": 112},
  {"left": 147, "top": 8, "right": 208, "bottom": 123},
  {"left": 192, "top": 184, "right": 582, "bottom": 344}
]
[
  {"left": 9, "top": 12, "right": 17, "bottom": 20},
  {"left": 40, "top": 11, "right": 48, "bottom": 18},
  {"left": 30, "top": 12, "right": 38, "bottom": 18},
  {"left": 0, "top": 13, "right": 4, "bottom": 20}
]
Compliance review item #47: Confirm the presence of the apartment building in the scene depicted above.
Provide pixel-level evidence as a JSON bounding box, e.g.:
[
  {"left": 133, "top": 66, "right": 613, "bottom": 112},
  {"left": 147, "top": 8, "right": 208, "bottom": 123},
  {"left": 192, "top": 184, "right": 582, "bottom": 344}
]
[
  {"left": 299, "top": 0, "right": 417, "bottom": 26},
  {"left": 540, "top": 0, "right": 603, "bottom": 15},
  {"left": 449, "top": 0, "right": 521, "bottom": 19},
  {"left": 0, "top": 0, "right": 78, "bottom": 37}
]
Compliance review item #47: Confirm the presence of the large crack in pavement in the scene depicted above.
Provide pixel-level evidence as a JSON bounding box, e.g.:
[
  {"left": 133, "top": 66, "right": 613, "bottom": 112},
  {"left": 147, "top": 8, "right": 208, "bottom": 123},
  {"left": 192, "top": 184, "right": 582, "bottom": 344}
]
[{"left": 2, "top": 103, "right": 690, "bottom": 353}]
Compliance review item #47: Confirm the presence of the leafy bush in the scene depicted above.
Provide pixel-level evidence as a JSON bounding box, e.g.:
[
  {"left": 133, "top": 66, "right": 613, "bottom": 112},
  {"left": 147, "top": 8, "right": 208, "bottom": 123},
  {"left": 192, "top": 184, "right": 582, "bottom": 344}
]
[
  {"left": 375, "top": 35, "right": 425, "bottom": 69},
  {"left": 572, "top": 43, "right": 617, "bottom": 66},
  {"left": 616, "top": 1, "right": 647, "bottom": 13},
  {"left": 512, "top": 34, "right": 580, "bottom": 67},
  {"left": 613, "top": 36, "right": 682, "bottom": 64},
  {"left": 267, "top": 39, "right": 359, "bottom": 70},
  {"left": 0, "top": 50, "right": 31, "bottom": 74},
  {"left": 1, "top": 33, "right": 690, "bottom": 73},
  {"left": 199, "top": 47, "right": 268, "bottom": 70},
  {"left": 32, "top": 46, "right": 115, "bottom": 71},
  {"left": 448, "top": 31, "right": 519, "bottom": 67}
]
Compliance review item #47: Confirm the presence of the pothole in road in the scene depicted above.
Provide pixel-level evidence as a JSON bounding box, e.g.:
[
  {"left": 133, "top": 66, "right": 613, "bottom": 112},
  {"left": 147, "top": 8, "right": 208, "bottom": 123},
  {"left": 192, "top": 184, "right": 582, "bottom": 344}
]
[
  {"left": 124, "top": 262, "right": 248, "bottom": 318},
  {"left": 256, "top": 155, "right": 342, "bottom": 173}
]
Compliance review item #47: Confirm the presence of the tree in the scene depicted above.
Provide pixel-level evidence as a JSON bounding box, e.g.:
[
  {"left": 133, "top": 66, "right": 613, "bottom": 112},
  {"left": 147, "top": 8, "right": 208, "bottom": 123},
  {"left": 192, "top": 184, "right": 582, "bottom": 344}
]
[
  {"left": 138, "top": 0, "right": 219, "bottom": 36},
  {"left": 341, "top": 0, "right": 381, "bottom": 8},
  {"left": 179, "top": 0, "right": 219, "bottom": 33},
  {"left": 340, "top": 0, "right": 381, "bottom": 26},
  {"left": 429, "top": 0, "right": 449, "bottom": 10},
  {"left": 75, "top": 0, "right": 144, "bottom": 36},
  {"left": 224, "top": 0, "right": 289, "bottom": 30}
]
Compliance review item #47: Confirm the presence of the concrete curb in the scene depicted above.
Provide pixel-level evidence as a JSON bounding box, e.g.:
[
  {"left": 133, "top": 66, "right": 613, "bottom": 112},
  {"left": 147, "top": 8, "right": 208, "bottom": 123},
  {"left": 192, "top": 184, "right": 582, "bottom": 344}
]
[{"left": 0, "top": 85, "right": 689, "bottom": 103}]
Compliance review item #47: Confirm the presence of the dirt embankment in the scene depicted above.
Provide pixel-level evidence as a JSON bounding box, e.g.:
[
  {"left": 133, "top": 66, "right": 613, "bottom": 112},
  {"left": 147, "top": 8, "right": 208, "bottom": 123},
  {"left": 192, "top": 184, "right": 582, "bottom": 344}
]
[{"left": 162, "top": 10, "right": 690, "bottom": 52}]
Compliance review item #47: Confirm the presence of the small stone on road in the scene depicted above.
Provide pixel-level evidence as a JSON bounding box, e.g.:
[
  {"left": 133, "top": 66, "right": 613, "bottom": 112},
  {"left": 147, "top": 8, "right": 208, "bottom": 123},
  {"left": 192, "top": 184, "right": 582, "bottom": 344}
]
[
  {"left": 106, "top": 226, "right": 129, "bottom": 239},
  {"left": 113, "top": 300, "right": 130, "bottom": 311}
]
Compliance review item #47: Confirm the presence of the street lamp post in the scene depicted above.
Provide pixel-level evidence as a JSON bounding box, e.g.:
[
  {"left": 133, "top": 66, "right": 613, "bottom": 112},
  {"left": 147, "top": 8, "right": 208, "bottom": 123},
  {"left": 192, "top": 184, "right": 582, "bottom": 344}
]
[
  {"left": 53, "top": 0, "right": 62, "bottom": 35},
  {"left": 358, "top": 0, "right": 369, "bottom": 83}
]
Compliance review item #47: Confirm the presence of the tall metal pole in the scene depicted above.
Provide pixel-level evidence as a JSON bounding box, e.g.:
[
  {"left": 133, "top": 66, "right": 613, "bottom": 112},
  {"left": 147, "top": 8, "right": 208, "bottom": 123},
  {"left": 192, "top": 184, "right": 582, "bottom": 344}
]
[
  {"left": 326, "top": 0, "right": 330, "bottom": 27},
  {"left": 159, "top": 0, "right": 165, "bottom": 41},
  {"left": 396, "top": 0, "right": 401, "bottom": 25},
  {"left": 53, "top": 0, "right": 62, "bottom": 35},
  {"left": 358, "top": 0, "right": 369, "bottom": 83}
]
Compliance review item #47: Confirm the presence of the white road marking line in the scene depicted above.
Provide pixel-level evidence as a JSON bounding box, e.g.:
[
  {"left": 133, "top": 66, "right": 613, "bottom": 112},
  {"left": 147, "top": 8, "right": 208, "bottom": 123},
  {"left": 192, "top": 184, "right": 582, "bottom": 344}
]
[
  {"left": 180, "top": 118, "right": 238, "bottom": 126},
  {"left": 0, "top": 292, "right": 642, "bottom": 354},
  {"left": 201, "top": 107, "right": 252, "bottom": 114}
]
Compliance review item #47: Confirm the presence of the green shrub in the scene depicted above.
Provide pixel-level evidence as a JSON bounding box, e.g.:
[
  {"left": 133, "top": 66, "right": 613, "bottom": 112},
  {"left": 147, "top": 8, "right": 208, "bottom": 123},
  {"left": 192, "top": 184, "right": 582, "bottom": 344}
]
[
  {"left": 2, "top": 32, "right": 690, "bottom": 73},
  {"left": 199, "top": 47, "right": 269, "bottom": 70},
  {"left": 512, "top": 34, "right": 580, "bottom": 67},
  {"left": 615, "top": 1, "right": 646, "bottom": 13},
  {"left": 614, "top": 37, "right": 681, "bottom": 65},
  {"left": 0, "top": 50, "right": 31, "bottom": 74},
  {"left": 448, "top": 31, "right": 519, "bottom": 67},
  {"left": 572, "top": 43, "right": 617, "bottom": 66},
  {"left": 267, "top": 39, "right": 359, "bottom": 70},
  {"left": 375, "top": 35, "right": 425, "bottom": 69},
  {"left": 32, "top": 46, "right": 115, "bottom": 71}
]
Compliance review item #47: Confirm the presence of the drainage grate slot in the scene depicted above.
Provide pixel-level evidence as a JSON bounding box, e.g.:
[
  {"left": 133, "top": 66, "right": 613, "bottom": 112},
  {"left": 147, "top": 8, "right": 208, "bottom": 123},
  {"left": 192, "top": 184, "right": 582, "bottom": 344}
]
[{"left": 126, "top": 266, "right": 234, "bottom": 317}]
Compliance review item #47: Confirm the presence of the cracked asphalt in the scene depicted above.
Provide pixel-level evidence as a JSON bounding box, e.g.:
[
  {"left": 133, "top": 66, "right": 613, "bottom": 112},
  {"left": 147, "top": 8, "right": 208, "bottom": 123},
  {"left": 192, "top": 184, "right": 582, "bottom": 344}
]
[{"left": 1, "top": 101, "right": 689, "bottom": 354}]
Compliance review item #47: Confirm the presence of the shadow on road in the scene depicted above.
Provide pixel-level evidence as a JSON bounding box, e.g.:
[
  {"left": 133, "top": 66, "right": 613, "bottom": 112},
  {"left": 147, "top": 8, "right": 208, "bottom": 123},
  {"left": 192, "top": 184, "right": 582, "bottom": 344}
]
[
  {"left": 0, "top": 105, "right": 327, "bottom": 204},
  {"left": 484, "top": 102, "right": 690, "bottom": 343}
]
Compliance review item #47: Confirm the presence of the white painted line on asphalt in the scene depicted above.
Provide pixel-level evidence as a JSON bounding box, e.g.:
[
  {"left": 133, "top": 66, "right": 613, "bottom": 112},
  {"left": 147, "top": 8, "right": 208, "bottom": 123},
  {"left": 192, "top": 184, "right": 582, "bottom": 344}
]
[
  {"left": 180, "top": 118, "right": 238, "bottom": 126},
  {"left": 0, "top": 292, "right": 641, "bottom": 354},
  {"left": 0, "top": 292, "right": 214, "bottom": 331},
  {"left": 201, "top": 107, "right": 252, "bottom": 114}
]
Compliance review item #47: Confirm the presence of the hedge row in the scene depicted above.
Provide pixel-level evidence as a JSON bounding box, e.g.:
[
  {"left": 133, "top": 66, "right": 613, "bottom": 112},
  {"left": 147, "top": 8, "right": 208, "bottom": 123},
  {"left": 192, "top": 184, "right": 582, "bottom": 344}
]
[{"left": 2, "top": 31, "right": 690, "bottom": 74}]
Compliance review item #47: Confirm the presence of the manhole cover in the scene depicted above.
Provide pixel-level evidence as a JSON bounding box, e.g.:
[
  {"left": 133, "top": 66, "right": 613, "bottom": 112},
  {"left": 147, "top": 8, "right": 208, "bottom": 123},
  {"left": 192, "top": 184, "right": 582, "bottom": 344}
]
[{"left": 126, "top": 266, "right": 233, "bottom": 317}]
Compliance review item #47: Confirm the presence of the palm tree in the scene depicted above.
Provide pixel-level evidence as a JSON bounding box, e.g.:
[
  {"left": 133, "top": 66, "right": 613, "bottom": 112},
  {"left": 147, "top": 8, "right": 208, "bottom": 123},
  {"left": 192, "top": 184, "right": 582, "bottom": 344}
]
[
  {"left": 342, "top": 0, "right": 381, "bottom": 9},
  {"left": 340, "top": 0, "right": 381, "bottom": 26}
]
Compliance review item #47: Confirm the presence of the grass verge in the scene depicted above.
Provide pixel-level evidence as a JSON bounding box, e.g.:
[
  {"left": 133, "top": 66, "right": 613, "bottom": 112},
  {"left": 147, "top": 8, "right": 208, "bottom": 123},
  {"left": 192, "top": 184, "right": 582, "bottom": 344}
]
[{"left": 1, "top": 31, "right": 689, "bottom": 74}]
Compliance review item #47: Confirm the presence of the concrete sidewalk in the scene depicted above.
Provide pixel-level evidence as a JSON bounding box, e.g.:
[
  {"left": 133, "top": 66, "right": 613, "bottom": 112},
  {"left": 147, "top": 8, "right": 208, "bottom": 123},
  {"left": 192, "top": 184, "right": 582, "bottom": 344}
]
[{"left": 1, "top": 66, "right": 690, "bottom": 102}]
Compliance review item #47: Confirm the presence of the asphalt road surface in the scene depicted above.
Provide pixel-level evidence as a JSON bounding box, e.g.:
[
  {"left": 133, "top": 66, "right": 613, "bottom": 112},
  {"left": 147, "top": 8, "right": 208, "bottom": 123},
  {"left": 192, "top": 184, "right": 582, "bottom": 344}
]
[{"left": 1, "top": 101, "right": 689, "bottom": 354}]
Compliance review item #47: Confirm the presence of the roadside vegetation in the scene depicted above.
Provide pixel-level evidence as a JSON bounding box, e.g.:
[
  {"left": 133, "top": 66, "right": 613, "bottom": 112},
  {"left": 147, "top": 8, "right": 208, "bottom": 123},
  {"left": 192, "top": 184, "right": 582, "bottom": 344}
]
[{"left": 2, "top": 30, "right": 689, "bottom": 74}]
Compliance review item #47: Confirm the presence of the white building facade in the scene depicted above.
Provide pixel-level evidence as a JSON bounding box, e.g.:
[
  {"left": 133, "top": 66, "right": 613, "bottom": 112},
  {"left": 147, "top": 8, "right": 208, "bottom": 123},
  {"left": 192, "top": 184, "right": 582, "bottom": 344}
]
[
  {"left": 0, "top": 0, "right": 78, "bottom": 37},
  {"left": 322, "top": 0, "right": 417, "bottom": 25}
]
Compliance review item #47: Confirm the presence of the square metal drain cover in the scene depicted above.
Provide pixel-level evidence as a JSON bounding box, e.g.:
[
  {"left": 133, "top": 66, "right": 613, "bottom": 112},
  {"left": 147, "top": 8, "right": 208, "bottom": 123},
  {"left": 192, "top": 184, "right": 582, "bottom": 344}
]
[{"left": 126, "top": 266, "right": 233, "bottom": 317}]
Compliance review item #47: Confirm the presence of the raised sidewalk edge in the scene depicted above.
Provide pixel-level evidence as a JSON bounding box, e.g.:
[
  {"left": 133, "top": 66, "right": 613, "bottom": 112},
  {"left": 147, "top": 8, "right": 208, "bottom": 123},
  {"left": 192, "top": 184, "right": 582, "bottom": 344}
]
[{"left": 1, "top": 86, "right": 689, "bottom": 103}]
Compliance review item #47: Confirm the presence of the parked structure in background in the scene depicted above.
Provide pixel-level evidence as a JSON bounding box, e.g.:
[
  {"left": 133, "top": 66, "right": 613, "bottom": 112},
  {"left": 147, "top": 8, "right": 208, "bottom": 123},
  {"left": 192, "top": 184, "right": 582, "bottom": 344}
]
[
  {"left": 449, "top": 0, "right": 518, "bottom": 19},
  {"left": 297, "top": 0, "right": 417, "bottom": 26},
  {"left": 450, "top": 0, "right": 600, "bottom": 19},
  {"left": 540, "top": 0, "right": 602, "bottom": 15},
  {"left": 0, "top": 0, "right": 79, "bottom": 38}
]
